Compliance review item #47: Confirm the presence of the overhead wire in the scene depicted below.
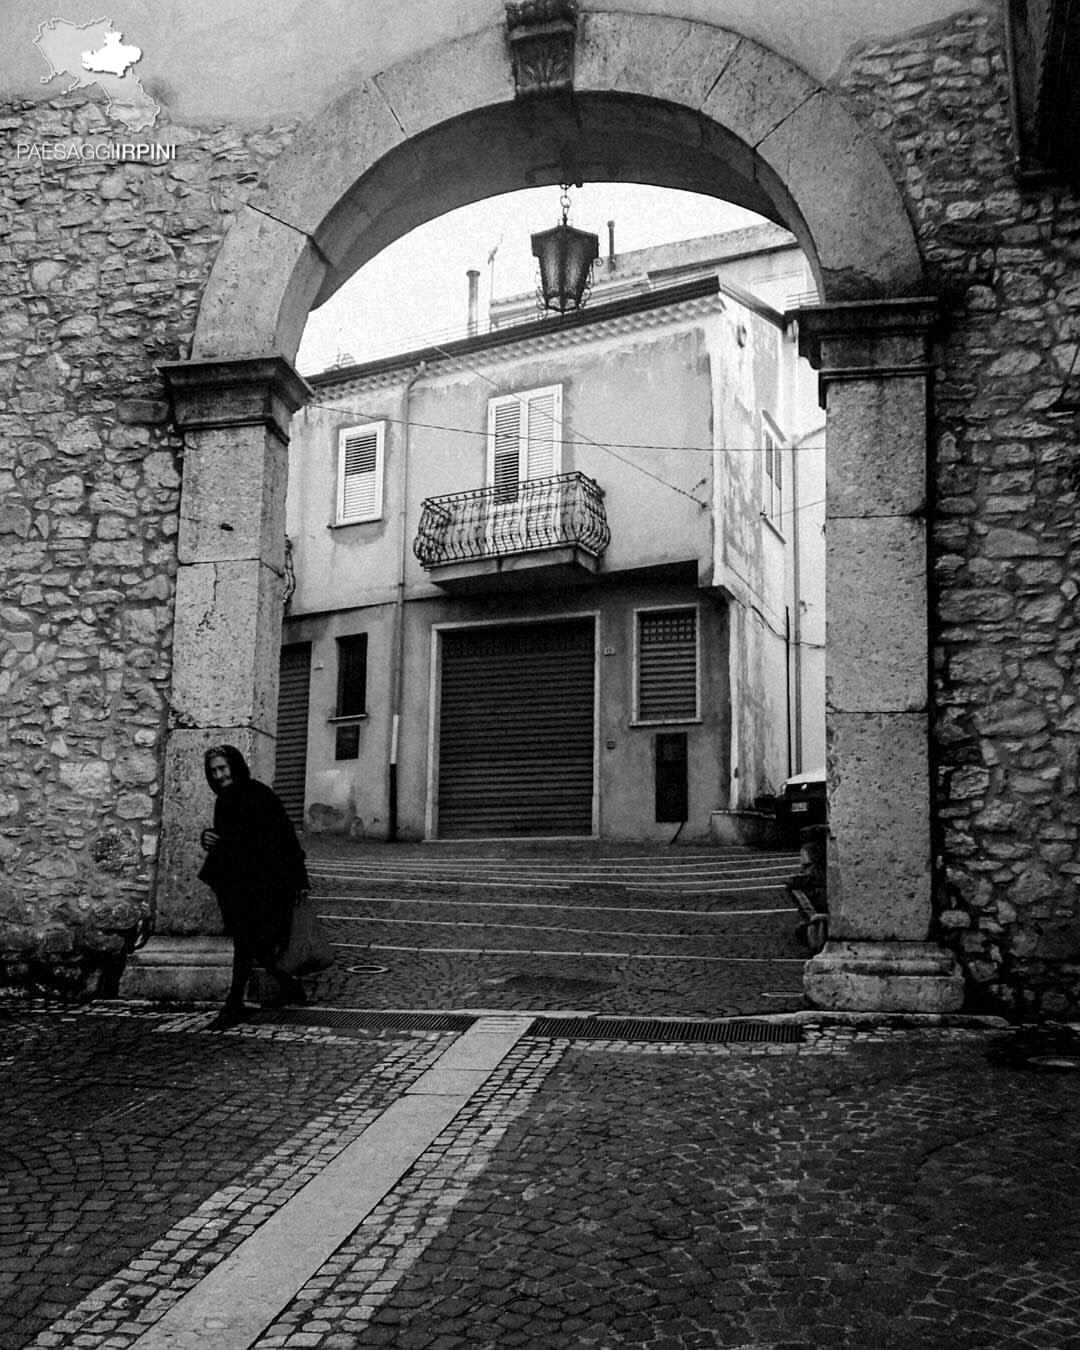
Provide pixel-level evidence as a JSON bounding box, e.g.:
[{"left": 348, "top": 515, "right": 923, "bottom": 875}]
[
  {"left": 305, "top": 397, "right": 824, "bottom": 456},
  {"left": 306, "top": 389, "right": 829, "bottom": 521},
  {"left": 304, "top": 318, "right": 825, "bottom": 511},
  {"left": 423, "top": 340, "right": 710, "bottom": 506}
]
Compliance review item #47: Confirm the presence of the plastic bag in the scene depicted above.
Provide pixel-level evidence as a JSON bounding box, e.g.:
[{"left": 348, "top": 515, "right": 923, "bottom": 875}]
[{"left": 280, "top": 893, "right": 334, "bottom": 975}]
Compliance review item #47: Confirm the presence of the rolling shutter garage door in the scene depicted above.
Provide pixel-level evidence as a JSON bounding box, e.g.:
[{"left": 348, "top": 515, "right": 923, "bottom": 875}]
[
  {"left": 437, "top": 618, "right": 595, "bottom": 837},
  {"left": 273, "top": 642, "right": 311, "bottom": 829}
]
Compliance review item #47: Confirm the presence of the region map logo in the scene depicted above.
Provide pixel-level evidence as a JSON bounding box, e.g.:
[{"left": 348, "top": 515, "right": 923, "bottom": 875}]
[
  {"left": 17, "top": 15, "right": 173, "bottom": 163},
  {"left": 36, "top": 16, "right": 159, "bottom": 131}
]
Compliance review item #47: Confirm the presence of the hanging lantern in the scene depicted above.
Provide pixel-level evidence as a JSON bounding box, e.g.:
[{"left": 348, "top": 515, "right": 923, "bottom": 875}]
[{"left": 531, "top": 185, "right": 599, "bottom": 315}]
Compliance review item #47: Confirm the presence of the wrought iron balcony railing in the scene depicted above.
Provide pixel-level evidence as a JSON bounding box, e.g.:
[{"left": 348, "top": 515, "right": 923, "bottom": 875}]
[{"left": 413, "top": 471, "right": 611, "bottom": 569}]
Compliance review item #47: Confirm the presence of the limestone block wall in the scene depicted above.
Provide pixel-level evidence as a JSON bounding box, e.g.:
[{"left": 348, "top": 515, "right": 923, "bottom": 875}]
[
  {"left": 0, "top": 93, "right": 295, "bottom": 990},
  {"left": 834, "top": 9, "right": 1080, "bottom": 1017}
]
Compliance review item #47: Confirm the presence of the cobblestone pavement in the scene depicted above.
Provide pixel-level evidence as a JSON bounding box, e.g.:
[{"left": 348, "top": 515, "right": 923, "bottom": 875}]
[
  {"left": 5, "top": 842, "right": 1080, "bottom": 1349},
  {"left": 301, "top": 839, "right": 809, "bottom": 1016},
  {"left": 3, "top": 1001, "right": 1080, "bottom": 1350}
]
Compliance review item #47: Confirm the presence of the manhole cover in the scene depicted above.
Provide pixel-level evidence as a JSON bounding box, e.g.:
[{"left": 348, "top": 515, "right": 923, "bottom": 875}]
[
  {"left": 988, "top": 1031, "right": 1080, "bottom": 1071},
  {"left": 345, "top": 964, "right": 389, "bottom": 975},
  {"left": 1024, "top": 1053, "right": 1080, "bottom": 1072}
]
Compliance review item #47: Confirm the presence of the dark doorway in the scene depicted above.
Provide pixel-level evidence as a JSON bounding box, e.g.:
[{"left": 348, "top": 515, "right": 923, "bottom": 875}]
[{"left": 655, "top": 731, "right": 688, "bottom": 823}]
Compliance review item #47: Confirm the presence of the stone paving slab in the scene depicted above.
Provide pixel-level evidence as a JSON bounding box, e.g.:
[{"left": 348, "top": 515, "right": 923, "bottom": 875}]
[{"left": 5, "top": 1002, "right": 1080, "bottom": 1350}]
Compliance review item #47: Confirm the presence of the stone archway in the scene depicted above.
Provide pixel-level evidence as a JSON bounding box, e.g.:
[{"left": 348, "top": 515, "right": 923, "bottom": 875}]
[{"left": 136, "top": 10, "right": 962, "bottom": 1012}]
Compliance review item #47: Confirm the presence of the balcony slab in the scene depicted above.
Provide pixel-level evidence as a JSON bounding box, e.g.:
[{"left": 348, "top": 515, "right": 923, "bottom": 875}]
[{"left": 426, "top": 544, "right": 603, "bottom": 593}]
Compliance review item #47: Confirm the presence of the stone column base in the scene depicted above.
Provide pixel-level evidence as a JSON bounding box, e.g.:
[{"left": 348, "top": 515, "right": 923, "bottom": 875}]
[
  {"left": 803, "top": 940, "right": 965, "bottom": 1013},
  {"left": 119, "top": 936, "right": 233, "bottom": 1003}
]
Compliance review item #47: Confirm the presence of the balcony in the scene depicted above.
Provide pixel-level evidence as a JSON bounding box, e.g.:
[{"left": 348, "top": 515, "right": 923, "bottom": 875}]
[{"left": 413, "top": 472, "right": 611, "bottom": 593}]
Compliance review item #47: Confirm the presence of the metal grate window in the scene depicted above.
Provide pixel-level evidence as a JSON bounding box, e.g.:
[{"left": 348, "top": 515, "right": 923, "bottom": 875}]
[{"left": 637, "top": 607, "right": 698, "bottom": 722}]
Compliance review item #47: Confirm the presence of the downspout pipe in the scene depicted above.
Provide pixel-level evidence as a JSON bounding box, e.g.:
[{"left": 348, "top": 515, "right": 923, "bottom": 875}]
[
  {"left": 790, "top": 434, "right": 803, "bottom": 775},
  {"left": 784, "top": 606, "right": 793, "bottom": 782},
  {"left": 388, "top": 359, "right": 427, "bottom": 842}
]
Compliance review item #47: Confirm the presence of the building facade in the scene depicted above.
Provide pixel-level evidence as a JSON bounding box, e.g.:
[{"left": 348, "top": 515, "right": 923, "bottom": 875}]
[{"left": 280, "top": 229, "right": 825, "bottom": 842}]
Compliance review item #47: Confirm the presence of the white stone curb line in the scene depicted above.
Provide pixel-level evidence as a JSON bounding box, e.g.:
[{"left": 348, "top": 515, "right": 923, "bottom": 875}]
[{"left": 125, "top": 1015, "right": 533, "bottom": 1350}]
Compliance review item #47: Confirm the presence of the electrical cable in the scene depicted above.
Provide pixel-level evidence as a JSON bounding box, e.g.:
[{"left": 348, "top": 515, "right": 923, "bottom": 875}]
[
  {"left": 309, "top": 386, "right": 830, "bottom": 522},
  {"left": 305, "top": 327, "right": 824, "bottom": 509},
  {"left": 306, "top": 397, "right": 823, "bottom": 457}
]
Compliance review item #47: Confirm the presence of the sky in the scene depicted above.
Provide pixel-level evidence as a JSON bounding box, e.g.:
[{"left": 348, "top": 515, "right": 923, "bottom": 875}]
[{"left": 296, "top": 184, "right": 766, "bottom": 375}]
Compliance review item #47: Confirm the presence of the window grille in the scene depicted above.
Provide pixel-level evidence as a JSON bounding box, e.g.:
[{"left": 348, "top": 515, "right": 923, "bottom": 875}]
[{"left": 637, "top": 607, "right": 698, "bottom": 722}]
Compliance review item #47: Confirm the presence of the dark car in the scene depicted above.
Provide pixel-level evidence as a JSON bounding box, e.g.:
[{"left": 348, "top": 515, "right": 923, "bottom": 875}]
[{"left": 776, "top": 767, "right": 827, "bottom": 849}]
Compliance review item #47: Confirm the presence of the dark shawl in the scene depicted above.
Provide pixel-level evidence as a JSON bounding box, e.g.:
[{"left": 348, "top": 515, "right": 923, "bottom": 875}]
[{"left": 198, "top": 745, "right": 309, "bottom": 950}]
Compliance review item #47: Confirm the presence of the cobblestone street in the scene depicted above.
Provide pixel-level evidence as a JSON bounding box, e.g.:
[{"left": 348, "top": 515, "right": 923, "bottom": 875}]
[
  {"left": 302, "top": 840, "right": 809, "bottom": 1017},
  {"left": 4, "top": 1005, "right": 1080, "bottom": 1349},
  {"left": 4, "top": 842, "right": 1080, "bottom": 1348}
]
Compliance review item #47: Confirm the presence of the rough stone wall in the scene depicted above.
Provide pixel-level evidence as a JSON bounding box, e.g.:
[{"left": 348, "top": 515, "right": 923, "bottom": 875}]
[
  {"left": 836, "top": 6, "right": 1080, "bottom": 1017},
  {"left": 0, "top": 94, "right": 295, "bottom": 992}
]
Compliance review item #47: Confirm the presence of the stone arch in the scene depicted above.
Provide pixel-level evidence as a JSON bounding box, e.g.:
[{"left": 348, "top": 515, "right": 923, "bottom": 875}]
[
  {"left": 192, "top": 14, "right": 923, "bottom": 363},
  {"left": 143, "top": 11, "right": 962, "bottom": 1013}
]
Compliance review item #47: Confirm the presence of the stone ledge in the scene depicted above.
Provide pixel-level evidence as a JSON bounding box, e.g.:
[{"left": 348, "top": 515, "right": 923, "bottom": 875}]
[
  {"left": 119, "top": 936, "right": 232, "bottom": 1003},
  {"left": 804, "top": 940, "right": 965, "bottom": 1013}
]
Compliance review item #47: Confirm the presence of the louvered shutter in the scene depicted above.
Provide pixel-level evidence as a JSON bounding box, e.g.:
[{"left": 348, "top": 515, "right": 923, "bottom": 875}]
[
  {"left": 637, "top": 608, "right": 698, "bottom": 721},
  {"left": 338, "top": 424, "right": 382, "bottom": 522},
  {"left": 273, "top": 642, "right": 311, "bottom": 828},
  {"left": 488, "top": 386, "right": 561, "bottom": 492},
  {"left": 491, "top": 400, "right": 520, "bottom": 502},
  {"left": 524, "top": 388, "right": 558, "bottom": 479}
]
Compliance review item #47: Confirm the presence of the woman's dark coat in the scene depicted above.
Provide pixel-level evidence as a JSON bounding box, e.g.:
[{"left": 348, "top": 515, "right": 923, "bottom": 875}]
[{"left": 198, "top": 745, "right": 309, "bottom": 956}]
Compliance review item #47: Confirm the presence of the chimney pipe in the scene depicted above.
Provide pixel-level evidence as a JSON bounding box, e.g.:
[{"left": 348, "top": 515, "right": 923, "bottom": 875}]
[
  {"left": 467, "top": 269, "right": 480, "bottom": 336},
  {"left": 607, "top": 220, "right": 616, "bottom": 270}
]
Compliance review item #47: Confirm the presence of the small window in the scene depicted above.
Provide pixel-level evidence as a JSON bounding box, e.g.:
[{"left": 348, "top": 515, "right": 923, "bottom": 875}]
[
  {"left": 763, "top": 423, "right": 783, "bottom": 529},
  {"left": 335, "top": 724, "right": 361, "bottom": 760},
  {"left": 636, "top": 607, "right": 698, "bottom": 723},
  {"left": 337, "top": 422, "right": 384, "bottom": 524},
  {"left": 336, "top": 634, "right": 368, "bottom": 717},
  {"left": 487, "top": 385, "right": 562, "bottom": 499}
]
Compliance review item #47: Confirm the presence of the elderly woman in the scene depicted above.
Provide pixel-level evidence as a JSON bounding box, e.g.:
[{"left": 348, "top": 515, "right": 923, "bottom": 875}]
[{"left": 198, "top": 744, "right": 309, "bottom": 1028}]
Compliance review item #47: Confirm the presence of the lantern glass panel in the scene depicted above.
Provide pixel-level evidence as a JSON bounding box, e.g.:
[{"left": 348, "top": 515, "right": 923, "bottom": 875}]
[{"left": 531, "top": 223, "right": 599, "bottom": 314}]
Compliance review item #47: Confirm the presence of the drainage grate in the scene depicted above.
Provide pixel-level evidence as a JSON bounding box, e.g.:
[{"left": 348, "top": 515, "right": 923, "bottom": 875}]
[
  {"left": 525, "top": 1016, "right": 802, "bottom": 1044},
  {"left": 269, "top": 1008, "right": 477, "bottom": 1034}
]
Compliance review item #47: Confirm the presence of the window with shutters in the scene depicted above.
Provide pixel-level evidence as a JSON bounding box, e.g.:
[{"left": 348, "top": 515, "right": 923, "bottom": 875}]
[
  {"left": 635, "top": 607, "right": 699, "bottom": 723},
  {"left": 763, "top": 421, "right": 783, "bottom": 532},
  {"left": 487, "top": 386, "right": 561, "bottom": 500},
  {"left": 336, "top": 422, "right": 384, "bottom": 524}
]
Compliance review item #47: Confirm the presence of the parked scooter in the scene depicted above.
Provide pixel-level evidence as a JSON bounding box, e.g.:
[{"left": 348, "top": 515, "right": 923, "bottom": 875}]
[{"left": 787, "top": 823, "right": 829, "bottom": 954}]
